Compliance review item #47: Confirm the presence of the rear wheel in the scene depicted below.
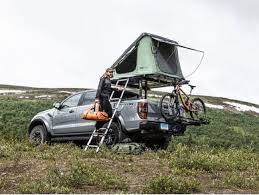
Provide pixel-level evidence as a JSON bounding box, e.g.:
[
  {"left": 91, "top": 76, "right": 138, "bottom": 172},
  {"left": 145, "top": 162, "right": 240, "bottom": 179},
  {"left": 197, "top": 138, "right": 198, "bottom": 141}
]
[
  {"left": 99, "top": 122, "right": 121, "bottom": 147},
  {"left": 160, "top": 93, "right": 179, "bottom": 121},
  {"left": 190, "top": 98, "right": 206, "bottom": 120},
  {"left": 146, "top": 136, "right": 172, "bottom": 150},
  {"left": 29, "top": 125, "right": 49, "bottom": 146}
]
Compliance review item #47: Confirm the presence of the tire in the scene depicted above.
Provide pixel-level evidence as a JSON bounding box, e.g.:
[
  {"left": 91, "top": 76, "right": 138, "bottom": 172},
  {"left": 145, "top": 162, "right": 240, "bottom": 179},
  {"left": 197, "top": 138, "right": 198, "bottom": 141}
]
[
  {"left": 190, "top": 98, "right": 206, "bottom": 120},
  {"left": 146, "top": 136, "right": 172, "bottom": 150},
  {"left": 29, "top": 125, "right": 49, "bottom": 146},
  {"left": 172, "top": 124, "right": 186, "bottom": 136},
  {"left": 159, "top": 93, "right": 179, "bottom": 121},
  {"left": 158, "top": 137, "right": 171, "bottom": 150},
  {"left": 100, "top": 122, "right": 121, "bottom": 147}
]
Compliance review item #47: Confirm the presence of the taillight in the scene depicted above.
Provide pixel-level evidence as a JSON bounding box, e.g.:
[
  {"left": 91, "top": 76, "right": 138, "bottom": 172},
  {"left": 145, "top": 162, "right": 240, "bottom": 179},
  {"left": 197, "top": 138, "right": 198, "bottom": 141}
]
[{"left": 138, "top": 102, "right": 148, "bottom": 119}]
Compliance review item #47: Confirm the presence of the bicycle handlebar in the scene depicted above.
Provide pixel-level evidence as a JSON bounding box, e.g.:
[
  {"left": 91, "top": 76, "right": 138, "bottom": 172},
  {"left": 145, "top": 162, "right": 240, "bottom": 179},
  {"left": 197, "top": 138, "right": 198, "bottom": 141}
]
[{"left": 177, "top": 80, "right": 190, "bottom": 86}]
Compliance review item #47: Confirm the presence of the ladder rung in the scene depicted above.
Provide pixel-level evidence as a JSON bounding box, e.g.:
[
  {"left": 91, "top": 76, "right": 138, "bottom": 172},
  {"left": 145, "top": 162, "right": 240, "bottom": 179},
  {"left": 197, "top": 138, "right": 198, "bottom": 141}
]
[
  {"left": 98, "top": 128, "right": 107, "bottom": 130},
  {"left": 117, "top": 78, "right": 129, "bottom": 82},
  {"left": 110, "top": 98, "right": 120, "bottom": 101},
  {"left": 87, "top": 145, "right": 99, "bottom": 148},
  {"left": 93, "top": 133, "right": 105, "bottom": 137}
]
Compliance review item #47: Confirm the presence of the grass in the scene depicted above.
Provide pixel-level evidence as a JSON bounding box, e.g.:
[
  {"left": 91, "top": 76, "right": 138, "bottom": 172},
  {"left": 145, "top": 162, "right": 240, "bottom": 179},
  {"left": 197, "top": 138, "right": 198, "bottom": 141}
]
[
  {"left": 0, "top": 97, "right": 54, "bottom": 140},
  {"left": 19, "top": 160, "right": 128, "bottom": 193},
  {"left": 0, "top": 94, "right": 259, "bottom": 193},
  {"left": 144, "top": 175, "right": 201, "bottom": 193},
  {"left": 171, "top": 108, "right": 259, "bottom": 151}
]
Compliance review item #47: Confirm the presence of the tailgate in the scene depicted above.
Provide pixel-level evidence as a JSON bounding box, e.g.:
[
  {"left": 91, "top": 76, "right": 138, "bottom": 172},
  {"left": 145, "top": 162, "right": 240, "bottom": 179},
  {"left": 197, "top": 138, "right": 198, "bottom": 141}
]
[{"left": 147, "top": 99, "right": 165, "bottom": 122}]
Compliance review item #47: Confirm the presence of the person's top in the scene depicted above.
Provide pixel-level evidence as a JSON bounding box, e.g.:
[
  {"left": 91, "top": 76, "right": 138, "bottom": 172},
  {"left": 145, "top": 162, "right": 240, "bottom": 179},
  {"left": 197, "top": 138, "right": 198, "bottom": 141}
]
[{"left": 96, "top": 76, "right": 112, "bottom": 99}]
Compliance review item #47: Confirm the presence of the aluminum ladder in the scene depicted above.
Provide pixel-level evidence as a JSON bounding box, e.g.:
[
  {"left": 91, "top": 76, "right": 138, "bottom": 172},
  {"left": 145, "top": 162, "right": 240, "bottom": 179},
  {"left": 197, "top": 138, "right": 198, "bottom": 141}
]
[{"left": 84, "top": 78, "right": 129, "bottom": 152}]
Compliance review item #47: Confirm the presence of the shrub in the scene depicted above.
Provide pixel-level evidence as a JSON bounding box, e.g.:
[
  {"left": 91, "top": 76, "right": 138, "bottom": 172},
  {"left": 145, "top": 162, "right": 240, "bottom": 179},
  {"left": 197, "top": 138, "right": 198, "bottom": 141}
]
[
  {"left": 223, "top": 172, "right": 259, "bottom": 190},
  {"left": 19, "top": 160, "right": 128, "bottom": 193},
  {"left": 170, "top": 144, "right": 259, "bottom": 173},
  {"left": 144, "top": 175, "right": 200, "bottom": 193}
]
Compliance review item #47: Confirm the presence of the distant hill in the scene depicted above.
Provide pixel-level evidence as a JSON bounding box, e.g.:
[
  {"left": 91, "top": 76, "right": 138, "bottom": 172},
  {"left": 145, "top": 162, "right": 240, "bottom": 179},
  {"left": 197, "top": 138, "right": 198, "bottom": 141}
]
[{"left": 1, "top": 84, "right": 259, "bottom": 116}]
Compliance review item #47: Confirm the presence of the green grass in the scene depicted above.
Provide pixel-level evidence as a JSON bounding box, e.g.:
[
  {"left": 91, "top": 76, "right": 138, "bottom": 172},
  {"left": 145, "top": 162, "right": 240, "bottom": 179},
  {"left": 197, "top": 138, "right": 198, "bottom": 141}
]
[
  {"left": 0, "top": 95, "right": 259, "bottom": 193},
  {"left": 144, "top": 175, "right": 201, "bottom": 193},
  {"left": 171, "top": 108, "right": 259, "bottom": 151},
  {"left": 19, "top": 160, "right": 128, "bottom": 193},
  {"left": 0, "top": 97, "right": 54, "bottom": 140}
]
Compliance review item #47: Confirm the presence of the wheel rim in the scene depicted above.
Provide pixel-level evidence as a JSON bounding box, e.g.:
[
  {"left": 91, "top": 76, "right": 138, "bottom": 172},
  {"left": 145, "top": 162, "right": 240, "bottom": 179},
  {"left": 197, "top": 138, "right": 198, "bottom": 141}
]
[
  {"left": 104, "top": 127, "right": 116, "bottom": 146},
  {"left": 30, "top": 130, "right": 43, "bottom": 145},
  {"left": 192, "top": 101, "right": 205, "bottom": 119},
  {"left": 161, "top": 95, "right": 178, "bottom": 120}
]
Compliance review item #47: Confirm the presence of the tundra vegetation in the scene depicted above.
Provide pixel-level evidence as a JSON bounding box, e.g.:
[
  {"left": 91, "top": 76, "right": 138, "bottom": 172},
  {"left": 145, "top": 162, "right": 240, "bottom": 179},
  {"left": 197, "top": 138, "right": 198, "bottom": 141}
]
[{"left": 0, "top": 89, "right": 259, "bottom": 193}]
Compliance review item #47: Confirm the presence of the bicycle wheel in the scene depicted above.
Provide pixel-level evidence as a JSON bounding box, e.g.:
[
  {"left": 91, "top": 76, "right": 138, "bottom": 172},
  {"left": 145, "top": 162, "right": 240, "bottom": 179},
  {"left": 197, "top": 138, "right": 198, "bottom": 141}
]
[
  {"left": 159, "top": 93, "right": 179, "bottom": 120},
  {"left": 190, "top": 98, "right": 206, "bottom": 120}
]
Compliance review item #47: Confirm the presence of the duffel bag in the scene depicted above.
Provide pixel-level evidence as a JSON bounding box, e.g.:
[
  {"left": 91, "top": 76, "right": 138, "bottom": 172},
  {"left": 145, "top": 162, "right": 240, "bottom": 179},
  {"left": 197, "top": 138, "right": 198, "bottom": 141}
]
[
  {"left": 81, "top": 102, "right": 109, "bottom": 122},
  {"left": 81, "top": 110, "right": 109, "bottom": 121}
]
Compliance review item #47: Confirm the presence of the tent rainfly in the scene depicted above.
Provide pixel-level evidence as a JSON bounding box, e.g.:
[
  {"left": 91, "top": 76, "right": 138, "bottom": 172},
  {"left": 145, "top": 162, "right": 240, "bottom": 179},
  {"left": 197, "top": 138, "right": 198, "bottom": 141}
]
[{"left": 110, "top": 33, "right": 188, "bottom": 89}]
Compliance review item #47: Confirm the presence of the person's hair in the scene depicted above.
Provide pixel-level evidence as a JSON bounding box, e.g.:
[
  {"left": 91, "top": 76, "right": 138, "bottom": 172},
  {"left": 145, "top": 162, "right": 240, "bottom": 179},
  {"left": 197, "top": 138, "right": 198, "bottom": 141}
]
[
  {"left": 101, "top": 68, "right": 113, "bottom": 78},
  {"left": 106, "top": 68, "right": 114, "bottom": 73}
]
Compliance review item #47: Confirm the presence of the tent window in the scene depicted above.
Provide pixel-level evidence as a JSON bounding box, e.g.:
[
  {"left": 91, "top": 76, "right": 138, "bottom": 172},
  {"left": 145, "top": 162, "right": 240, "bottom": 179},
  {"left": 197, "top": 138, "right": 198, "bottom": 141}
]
[
  {"left": 154, "top": 41, "right": 179, "bottom": 75},
  {"left": 116, "top": 48, "right": 137, "bottom": 74}
]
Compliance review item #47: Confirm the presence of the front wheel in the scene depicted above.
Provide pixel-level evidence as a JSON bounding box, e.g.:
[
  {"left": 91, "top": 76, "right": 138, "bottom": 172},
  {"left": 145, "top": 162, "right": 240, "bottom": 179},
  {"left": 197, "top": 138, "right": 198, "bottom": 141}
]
[
  {"left": 190, "top": 98, "right": 206, "bottom": 120},
  {"left": 29, "top": 125, "right": 50, "bottom": 146}
]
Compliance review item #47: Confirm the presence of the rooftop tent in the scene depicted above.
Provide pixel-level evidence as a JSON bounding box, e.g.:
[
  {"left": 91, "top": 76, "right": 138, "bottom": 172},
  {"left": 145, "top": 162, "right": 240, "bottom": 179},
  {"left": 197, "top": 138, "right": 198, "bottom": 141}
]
[{"left": 111, "top": 33, "right": 185, "bottom": 88}]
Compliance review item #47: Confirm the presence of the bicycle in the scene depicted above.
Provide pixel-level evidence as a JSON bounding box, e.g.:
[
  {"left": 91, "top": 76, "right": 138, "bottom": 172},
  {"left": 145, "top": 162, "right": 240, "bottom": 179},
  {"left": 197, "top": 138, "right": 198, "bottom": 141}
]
[{"left": 159, "top": 80, "right": 206, "bottom": 121}]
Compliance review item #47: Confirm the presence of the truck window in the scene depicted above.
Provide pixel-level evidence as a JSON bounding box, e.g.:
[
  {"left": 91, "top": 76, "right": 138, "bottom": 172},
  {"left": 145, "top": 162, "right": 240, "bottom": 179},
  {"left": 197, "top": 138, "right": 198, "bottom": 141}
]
[
  {"left": 62, "top": 93, "right": 82, "bottom": 108},
  {"left": 112, "top": 90, "right": 139, "bottom": 100},
  {"left": 81, "top": 91, "right": 96, "bottom": 105}
]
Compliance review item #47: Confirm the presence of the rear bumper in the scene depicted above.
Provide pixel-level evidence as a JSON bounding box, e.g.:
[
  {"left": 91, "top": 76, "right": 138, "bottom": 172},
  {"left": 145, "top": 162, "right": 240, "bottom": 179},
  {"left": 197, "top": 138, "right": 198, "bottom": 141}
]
[
  {"left": 139, "top": 120, "right": 186, "bottom": 136},
  {"left": 139, "top": 121, "right": 172, "bottom": 132}
]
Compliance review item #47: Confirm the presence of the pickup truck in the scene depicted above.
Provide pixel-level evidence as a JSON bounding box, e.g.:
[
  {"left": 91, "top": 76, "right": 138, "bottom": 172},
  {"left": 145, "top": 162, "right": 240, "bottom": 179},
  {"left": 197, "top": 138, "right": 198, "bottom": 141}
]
[{"left": 29, "top": 89, "right": 186, "bottom": 149}]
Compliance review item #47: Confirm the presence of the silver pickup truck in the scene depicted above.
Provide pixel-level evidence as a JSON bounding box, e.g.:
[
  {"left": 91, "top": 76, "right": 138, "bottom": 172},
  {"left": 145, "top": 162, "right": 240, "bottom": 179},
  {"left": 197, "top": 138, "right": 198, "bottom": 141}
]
[
  {"left": 29, "top": 33, "right": 207, "bottom": 149},
  {"left": 28, "top": 89, "right": 185, "bottom": 149}
]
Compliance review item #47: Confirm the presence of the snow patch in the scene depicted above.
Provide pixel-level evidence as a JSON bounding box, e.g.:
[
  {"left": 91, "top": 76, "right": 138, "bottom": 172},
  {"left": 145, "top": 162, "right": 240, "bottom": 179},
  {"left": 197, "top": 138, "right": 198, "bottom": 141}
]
[
  {"left": 205, "top": 103, "right": 224, "bottom": 109},
  {"left": 59, "top": 91, "right": 74, "bottom": 94},
  {"left": 0, "top": 89, "right": 26, "bottom": 94},
  {"left": 19, "top": 96, "right": 29, "bottom": 99},
  {"left": 35, "top": 95, "right": 52, "bottom": 99},
  {"left": 224, "top": 102, "right": 259, "bottom": 114}
]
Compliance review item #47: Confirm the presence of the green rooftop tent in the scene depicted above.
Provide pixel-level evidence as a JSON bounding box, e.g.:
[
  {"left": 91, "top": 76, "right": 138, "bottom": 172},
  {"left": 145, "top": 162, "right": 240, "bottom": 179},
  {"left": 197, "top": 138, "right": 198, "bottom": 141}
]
[{"left": 111, "top": 33, "right": 204, "bottom": 89}]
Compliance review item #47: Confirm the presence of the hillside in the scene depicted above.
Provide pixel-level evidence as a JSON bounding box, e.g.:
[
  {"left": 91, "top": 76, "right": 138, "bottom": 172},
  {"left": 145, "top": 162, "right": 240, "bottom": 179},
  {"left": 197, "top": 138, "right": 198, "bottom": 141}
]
[{"left": 0, "top": 85, "right": 259, "bottom": 193}]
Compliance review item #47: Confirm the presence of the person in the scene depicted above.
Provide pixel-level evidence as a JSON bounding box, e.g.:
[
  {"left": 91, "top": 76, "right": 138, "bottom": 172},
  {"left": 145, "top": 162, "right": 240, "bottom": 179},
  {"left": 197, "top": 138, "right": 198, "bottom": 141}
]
[{"left": 95, "top": 68, "right": 121, "bottom": 118}]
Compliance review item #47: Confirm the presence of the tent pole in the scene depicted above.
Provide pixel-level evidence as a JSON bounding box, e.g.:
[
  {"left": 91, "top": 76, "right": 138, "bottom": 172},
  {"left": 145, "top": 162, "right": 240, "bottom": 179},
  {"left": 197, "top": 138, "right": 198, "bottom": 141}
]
[
  {"left": 139, "top": 79, "right": 143, "bottom": 98},
  {"left": 144, "top": 79, "right": 147, "bottom": 99}
]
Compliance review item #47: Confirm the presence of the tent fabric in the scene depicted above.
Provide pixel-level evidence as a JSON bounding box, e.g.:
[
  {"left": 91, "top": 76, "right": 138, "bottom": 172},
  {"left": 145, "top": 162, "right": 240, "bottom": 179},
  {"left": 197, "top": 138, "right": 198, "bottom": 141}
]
[
  {"left": 111, "top": 33, "right": 185, "bottom": 88},
  {"left": 154, "top": 40, "right": 182, "bottom": 77}
]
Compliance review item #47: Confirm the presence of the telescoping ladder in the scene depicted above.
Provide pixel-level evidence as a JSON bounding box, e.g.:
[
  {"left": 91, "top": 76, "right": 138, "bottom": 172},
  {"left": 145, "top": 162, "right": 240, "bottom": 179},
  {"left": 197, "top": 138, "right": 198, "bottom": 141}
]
[{"left": 84, "top": 78, "right": 129, "bottom": 152}]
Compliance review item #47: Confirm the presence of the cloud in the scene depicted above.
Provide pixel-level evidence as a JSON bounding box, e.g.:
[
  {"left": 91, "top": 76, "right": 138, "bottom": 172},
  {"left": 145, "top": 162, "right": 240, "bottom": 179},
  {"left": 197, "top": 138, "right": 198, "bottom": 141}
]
[{"left": 0, "top": 0, "right": 258, "bottom": 104}]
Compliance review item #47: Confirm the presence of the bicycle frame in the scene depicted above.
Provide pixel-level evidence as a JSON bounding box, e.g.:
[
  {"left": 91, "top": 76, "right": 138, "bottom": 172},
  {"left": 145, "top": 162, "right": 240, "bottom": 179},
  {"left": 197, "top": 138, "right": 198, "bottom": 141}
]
[{"left": 173, "top": 85, "right": 194, "bottom": 112}]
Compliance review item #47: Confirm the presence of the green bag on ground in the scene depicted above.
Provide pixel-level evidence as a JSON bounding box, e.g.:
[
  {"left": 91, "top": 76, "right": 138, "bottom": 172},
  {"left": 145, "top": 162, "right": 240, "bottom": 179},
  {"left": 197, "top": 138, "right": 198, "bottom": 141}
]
[{"left": 111, "top": 143, "right": 144, "bottom": 155}]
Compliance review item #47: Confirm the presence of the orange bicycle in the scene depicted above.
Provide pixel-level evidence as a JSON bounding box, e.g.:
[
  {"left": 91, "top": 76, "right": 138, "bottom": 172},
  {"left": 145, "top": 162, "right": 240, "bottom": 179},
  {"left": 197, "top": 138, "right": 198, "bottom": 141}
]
[{"left": 159, "top": 80, "right": 206, "bottom": 121}]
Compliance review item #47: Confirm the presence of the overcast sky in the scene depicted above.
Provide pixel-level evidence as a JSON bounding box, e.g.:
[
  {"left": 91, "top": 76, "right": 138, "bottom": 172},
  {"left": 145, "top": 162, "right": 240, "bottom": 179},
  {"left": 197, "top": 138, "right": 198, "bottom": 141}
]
[{"left": 0, "top": 0, "right": 259, "bottom": 104}]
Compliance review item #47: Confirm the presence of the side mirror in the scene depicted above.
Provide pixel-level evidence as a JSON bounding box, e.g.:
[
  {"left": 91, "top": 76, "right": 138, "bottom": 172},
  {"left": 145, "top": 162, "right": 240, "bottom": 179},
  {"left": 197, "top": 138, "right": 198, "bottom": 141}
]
[{"left": 53, "top": 102, "right": 61, "bottom": 109}]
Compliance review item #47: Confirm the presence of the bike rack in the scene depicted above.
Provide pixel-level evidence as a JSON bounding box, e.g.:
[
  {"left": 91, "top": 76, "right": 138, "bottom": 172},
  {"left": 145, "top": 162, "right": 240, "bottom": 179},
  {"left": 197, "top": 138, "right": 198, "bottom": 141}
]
[{"left": 168, "top": 117, "right": 210, "bottom": 126}]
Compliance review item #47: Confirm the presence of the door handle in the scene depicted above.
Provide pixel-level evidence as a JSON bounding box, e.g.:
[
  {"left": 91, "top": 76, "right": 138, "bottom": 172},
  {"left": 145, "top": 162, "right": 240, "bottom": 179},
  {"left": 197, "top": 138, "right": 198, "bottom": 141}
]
[{"left": 69, "top": 109, "right": 74, "bottom": 113}]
